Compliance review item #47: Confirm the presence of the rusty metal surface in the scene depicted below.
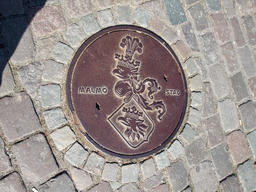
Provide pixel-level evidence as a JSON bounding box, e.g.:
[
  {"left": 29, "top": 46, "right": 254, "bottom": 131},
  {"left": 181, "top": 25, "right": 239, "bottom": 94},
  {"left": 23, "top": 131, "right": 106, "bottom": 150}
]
[{"left": 66, "top": 26, "right": 188, "bottom": 158}]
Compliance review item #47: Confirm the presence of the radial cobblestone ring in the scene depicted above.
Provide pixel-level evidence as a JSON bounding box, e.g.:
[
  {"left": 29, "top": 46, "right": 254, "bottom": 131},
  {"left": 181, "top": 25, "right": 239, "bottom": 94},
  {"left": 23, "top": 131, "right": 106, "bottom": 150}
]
[{"left": 67, "top": 25, "right": 188, "bottom": 158}]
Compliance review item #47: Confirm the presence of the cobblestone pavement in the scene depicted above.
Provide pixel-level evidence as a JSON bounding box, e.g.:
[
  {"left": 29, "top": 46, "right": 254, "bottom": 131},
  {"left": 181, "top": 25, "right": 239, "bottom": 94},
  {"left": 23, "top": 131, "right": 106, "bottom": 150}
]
[{"left": 0, "top": 0, "right": 256, "bottom": 191}]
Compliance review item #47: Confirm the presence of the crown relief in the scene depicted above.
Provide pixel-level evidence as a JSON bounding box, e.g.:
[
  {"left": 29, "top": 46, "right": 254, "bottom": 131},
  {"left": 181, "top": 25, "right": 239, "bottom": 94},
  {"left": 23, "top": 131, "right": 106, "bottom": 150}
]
[
  {"left": 122, "top": 106, "right": 143, "bottom": 119},
  {"left": 120, "top": 36, "right": 143, "bottom": 57},
  {"left": 115, "top": 36, "right": 143, "bottom": 69}
]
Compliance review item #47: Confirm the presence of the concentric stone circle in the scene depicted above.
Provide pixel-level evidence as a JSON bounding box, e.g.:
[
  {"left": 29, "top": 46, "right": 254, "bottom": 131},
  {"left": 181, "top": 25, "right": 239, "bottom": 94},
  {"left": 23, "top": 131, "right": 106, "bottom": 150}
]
[
  {"left": 0, "top": 0, "right": 256, "bottom": 191},
  {"left": 66, "top": 25, "right": 188, "bottom": 158}
]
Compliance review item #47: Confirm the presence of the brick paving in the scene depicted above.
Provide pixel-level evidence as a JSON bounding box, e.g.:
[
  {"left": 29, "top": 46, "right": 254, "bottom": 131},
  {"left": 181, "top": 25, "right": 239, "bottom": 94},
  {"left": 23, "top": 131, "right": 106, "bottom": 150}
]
[{"left": 0, "top": 0, "right": 256, "bottom": 191}]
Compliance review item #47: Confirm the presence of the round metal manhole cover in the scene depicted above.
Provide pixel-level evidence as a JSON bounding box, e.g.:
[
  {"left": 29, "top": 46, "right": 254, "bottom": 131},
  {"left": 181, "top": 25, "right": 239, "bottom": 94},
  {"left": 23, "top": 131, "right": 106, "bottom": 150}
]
[{"left": 67, "top": 26, "right": 188, "bottom": 158}]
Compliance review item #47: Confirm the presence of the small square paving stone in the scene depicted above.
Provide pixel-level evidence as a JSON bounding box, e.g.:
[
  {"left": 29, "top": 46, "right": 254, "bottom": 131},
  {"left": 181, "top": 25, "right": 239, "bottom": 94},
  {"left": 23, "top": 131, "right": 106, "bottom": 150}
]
[
  {"left": 218, "top": 98, "right": 239, "bottom": 133},
  {"left": 221, "top": 42, "right": 239, "bottom": 73},
  {"left": 0, "top": 137, "right": 11, "bottom": 172},
  {"left": 249, "top": 76, "right": 256, "bottom": 97},
  {"left": 185, "top": 138, "right": 208, "bottom": 166},
  {"left": 40, "top": 84, "right": 60, "bottom": 108},
  {"left": 174, "top": 40, "right": 191, "bottom": 59},
  {"left": 231, "top": 72, "right": 249, "bottom": 102},
  {"left": 200, "top": 32, "right": 220, "bottom": 65},
  {"left": 0, "top": 62, "right": 15, "bottom": 98},
  {"left": 84, "top": 152, "right": 105, "bottom": 175},
  {"left": 43, "top": 107, "right": 67, "bottom": 130},
  {"left": 64, "top": 142, "right": 88, "bottom": 167},
  {"left": 230, "top": 17, "right": 246, "bottom": 47},
  {"left": 0, "top": 92, "right": 41, "bottom": 141},
  {"left": 209, "top": 64, "right": 229, "bottom": 100},
  {"left": 12, "top": 134, "right": 58, "bottom": 182},
  {"left": 155, "top": 151, "right": 170, "bottom": 170},
  {"left": 50, "top": 126, "right": 76, "bottom": 151},
  {"left": 237, "top": 160, "right": 256, "bottom": 191},
  {"left": 116, "top": 6, "right": 132, "bottom": 24},
  {"left": 168, "top": 161, "right": 188, "bottom": 192},
  {"left": 202, "top": 82, "right": 217, "bottom": 118},
  {"left": 61, "top": 0, "right": 93, "bottom": 19},
  {"left": 80, "top": 14, "right": 101, "bottom": 35},
  {"left": 247, "top": 130, "right": 256, "bottom": 158},
  {"left": 36, "top": 36, "right": 57, "bottom": 60},
  {"left": 143, "top": 172, "right": 164, "bottom": 190},
  {"left": 238, "top": 47, "right": 256, "bottom": 77},
  {"left": 182, "top": 22, "right": 199, "bottom": 52},
  {"left": 191, "top": 92, "right": 203, "bottom": 108},
  {"left": 161, "top": 28, "right": 177, "bottom": 44},
  {"left": 18, "top": 62, "right": 42, "bottom": 98},
  {"left": 51, "top": 42, "right": 74, "bottom": 65},
  {"left": 189, "top": 74, "right": 203, "bottom": 91},
  {"left": 203, "top": 115, "right": 224, "bottom": 148},
  {"left": 242, "top": 15, "right": 256, "bottom": 46},
  {"left": 0, "top": 172, "right": 26, "bottom": 192},
  {"left": 0, "top": 0, "right": 24, "bottom": 17},
  {"left": 187, "top": 107, "right": 200, "bottom": 127},
  {"left": 189, "top": 4, "right": 208, "bottom": 31},
  {"left": 184, "top": 58, "right": 198, "bottom": 77},
  {"left": 168, "top": 140, "right": 183, "bottom": 159},
  {"left": 149, "top": 17, "right": 165, "bottom": 35},
  {"left": 194, "top": 57, "right": 208, "bottom": 81},
  {"left": 97, "top": 9, "right": 115, "bottom": 28},
  {"left": 163, "top": 0, "right": 187, "bottom": 25},
  {"left": 220, "top": 175, "right": 242, "bottom": 192},
  {"left": 239, "top": 101, "right": 256, "bottom": 132},
  {"left": 181, "top": 124, "right": 195, "bottom": 143},
  {"left": 141, "top": 0, "right": 166, "bottom": 19},
  {"left": 30, "top": 6, "right": 66, "bottom": 37},
  {"left": 122, "top": 164, "right": 138, "bottom": 183},
  {"left": 118, "top": 183, "right": 141, "bottom": 192},
  {"left": 63, "top": 24, "right": 86, "bottom": 49},
  {"left": 149, "top": 184, "right": 169, "bottom": 192},
  {"left": 42, "top": 60, "right": 64, "bottom": 84},
  {"left": 88, "top": 182, "right": 113, "bottom": 192},
  {"left": 141, "top": 158, "right": 157, "bottom": 179},
  {"left": 211, "top": 13, "right": 230, "bottom": 42},
  {"left": 205, "top": 0, "right": 221, "bottom": 12},
  {"left": 102, "top": 163, "right": 119, "bottom": 181},
  {"left": 210, "top": 144, "right": 233, "bottom": 180},
  {"left": 38, "top": 172, "right": 76, "bottom": 192},
  {"left": 190, "top": 161, "right": 218, "bottom": 192},
  {"left": 227, "top": 131, "right": 250, "bottom": 165},
  {"left": 70, "top": 167, "right": 92, "bottom": 191},
  {"left": 134, "top": 8, "right": 153, "bottom": 28}
]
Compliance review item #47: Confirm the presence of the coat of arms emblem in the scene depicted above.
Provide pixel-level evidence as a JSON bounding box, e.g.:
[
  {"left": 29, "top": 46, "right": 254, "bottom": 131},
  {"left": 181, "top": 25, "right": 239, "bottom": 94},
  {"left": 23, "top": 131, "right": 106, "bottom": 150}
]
[{"left": 107, "top": 36, "right": 166, "bottom": 148}]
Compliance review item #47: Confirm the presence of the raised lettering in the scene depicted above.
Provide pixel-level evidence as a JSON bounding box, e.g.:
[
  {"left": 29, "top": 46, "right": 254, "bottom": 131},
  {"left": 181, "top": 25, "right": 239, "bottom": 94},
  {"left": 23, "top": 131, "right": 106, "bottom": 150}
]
[
  {"left": 165, "top": 89, "right": 181, "bottom": 96},
  {"left": 78, "top": 86, "right": 86, "bottom": 94},
  {"left": 78, "top": 86, "right": 108, "bottom": 95},
  {"left": 86, "top": 87, "right": 91, "bottom": 94},
  {"left": 102, "top": 86, "right": 108, "bottom": 94},
  {"left": 95, "top": 87, "right": 102, "bottom": 94}
]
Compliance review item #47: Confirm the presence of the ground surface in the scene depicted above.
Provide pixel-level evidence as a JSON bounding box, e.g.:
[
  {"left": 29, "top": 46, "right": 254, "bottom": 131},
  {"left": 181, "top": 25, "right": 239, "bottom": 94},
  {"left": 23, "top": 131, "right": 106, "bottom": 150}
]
[{"left": 0, "top": 0, "right": 256, "bottom": 191}]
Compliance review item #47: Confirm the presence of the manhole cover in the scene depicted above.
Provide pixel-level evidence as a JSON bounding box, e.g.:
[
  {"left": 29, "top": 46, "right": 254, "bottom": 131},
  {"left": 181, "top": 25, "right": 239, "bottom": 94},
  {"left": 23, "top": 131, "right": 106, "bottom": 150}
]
[{"left": 67, "top": 26, "right": 187, "bottom": 158}]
